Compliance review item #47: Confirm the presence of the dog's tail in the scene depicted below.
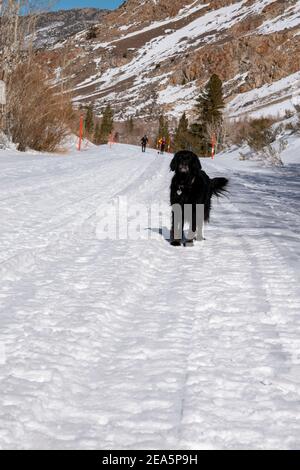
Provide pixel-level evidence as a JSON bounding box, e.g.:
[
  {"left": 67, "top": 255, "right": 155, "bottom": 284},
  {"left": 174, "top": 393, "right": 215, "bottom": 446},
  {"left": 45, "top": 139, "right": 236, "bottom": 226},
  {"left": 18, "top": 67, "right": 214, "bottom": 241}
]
[{"left": 211, "top": 177, "right": 229, "bottom": 197}]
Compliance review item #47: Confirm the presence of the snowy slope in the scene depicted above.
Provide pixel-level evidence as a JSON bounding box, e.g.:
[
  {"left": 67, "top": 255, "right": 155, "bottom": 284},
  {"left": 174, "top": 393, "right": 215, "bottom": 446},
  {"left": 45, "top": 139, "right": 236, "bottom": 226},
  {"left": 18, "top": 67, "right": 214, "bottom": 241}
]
[
  {"left": 258, "top": 1, "right": 300, "bottom": 34},
  {"left": 71, "top": 0, "right": 276, "bottom": 111},
  {"left": 24, "top": 8, "right": 108, "bottom": 49},
  {"left": 46, "top": 0, "right": 300, "bottom": 121},
  {"left": 228, "top": 71, "right": 300, "bottom": 119},
  {"left": 0, "top": 144, "right": 300, "bottom": 449}
]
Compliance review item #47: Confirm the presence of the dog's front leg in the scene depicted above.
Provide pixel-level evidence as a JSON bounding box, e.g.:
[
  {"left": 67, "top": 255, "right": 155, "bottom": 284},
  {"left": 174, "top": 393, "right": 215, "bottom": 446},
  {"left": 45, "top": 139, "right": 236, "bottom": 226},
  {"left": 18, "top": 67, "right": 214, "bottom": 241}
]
[
  {"left": 190, "top": 204, "right": 205, "bottom": 241},
  {"left": 170, "top": 204, "right": 183, "bottom": 245},
  {"left": 196, "top": 221, "right": 205, "bottom": 241}
]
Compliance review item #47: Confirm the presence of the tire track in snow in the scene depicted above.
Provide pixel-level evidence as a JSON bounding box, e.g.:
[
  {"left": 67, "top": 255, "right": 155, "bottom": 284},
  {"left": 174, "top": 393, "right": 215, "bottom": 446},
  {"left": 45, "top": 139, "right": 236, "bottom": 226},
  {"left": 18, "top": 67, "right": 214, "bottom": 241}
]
[
  {"left": 1, "top": 146, "right": 300, "bottom": 449},
  {"left": 0, "top": 149, "right": 157, "bottom": 280},
  {"left": 0, "top": 148, "right": 178, "bottom": 448},
  {"left": 1, "top": 150, "right": 199, "bottom": 449},
  {"left": 174, "top": 160, "right": 300, "bottom": 449}
]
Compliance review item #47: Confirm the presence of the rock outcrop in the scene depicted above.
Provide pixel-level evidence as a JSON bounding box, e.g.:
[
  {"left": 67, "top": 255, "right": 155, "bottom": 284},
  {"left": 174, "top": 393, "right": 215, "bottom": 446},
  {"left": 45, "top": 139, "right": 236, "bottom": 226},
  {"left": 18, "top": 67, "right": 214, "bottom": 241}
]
[{"left": 35, "top": 0, "right": 300, "bottom": 120}]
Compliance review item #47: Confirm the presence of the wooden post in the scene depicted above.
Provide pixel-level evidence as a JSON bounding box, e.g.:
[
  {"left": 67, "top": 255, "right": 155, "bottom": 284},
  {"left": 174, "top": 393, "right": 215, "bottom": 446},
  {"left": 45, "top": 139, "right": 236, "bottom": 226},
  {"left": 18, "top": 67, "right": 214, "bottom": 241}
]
[
  {"left": 0, "top": 80, "right": 7, "bottom": 133},
  {"left": 211, "top": 133, "right": 216, "bottom": 159}
]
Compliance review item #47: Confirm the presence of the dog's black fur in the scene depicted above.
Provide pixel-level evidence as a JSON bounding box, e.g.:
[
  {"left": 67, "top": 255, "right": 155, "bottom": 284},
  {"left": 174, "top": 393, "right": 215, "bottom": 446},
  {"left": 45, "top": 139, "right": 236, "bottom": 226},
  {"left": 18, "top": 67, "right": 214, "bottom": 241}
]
[{"left": 170, "top": 150, "right": 228, "bottom": 245}]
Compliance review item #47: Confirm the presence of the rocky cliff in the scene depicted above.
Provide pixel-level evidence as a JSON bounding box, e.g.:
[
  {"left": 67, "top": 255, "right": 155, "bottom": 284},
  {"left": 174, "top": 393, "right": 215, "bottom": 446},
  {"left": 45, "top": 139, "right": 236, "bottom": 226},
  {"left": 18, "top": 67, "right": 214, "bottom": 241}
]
[
  {"left": 36, "top": 0, "right": 300, "bottom": 121},
  {"left": 25, "top": 8, "right": 108, "bottom": 49}
]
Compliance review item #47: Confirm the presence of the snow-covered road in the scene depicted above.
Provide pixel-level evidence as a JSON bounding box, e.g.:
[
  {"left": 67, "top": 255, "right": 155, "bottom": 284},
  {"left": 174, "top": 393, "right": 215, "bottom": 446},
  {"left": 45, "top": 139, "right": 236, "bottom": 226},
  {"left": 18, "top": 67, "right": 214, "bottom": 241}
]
[{"left": 0, "top": 144, "right": 299, "bottom": 449}]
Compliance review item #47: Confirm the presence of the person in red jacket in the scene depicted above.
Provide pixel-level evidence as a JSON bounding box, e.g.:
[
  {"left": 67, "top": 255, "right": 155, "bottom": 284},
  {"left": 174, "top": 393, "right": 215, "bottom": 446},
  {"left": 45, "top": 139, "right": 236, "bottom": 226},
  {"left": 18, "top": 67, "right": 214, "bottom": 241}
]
[{"left": 158, "top": 136, "right": 166, "bottom": 154}]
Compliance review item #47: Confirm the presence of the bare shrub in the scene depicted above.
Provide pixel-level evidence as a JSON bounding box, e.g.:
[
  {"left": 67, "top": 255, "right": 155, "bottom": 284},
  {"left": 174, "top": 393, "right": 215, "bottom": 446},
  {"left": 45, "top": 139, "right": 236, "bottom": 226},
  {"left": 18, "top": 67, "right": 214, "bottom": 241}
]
[
  {"left": 205, "top": 121, "right": 224, "bottom": 153},
  {"left": 247, "top": 119, "right": 286, "bottom": 166},
  {"left": 226, "top": 116, "right": 281, "bottom": 149},
  {"left": 284, "top": 109, "right": 294, "bottom": 120},
  {"left": 260, "top": 139, "right": 287, "bottom": 167},
  {"left": 226, "top": 117, "right": 252, "bottom": 147},
  {"left": 285, "top": 122, "right": 296, "bottom": 132},
  {"left": 239, "top": 151, "right": 248, "bottom": 161},
  {"left": 246, "top": 117, "right": 277, "bottom": 152},
  {"left": 229, "top": 116, "right": 286, "bottom": 166},
  {"left": 0, "top": 130, "right": 9, "bottom": 149},
  {"left": 7, "top": 61, "right": 74, "bottom": 152},
  {"left": 86, "top": 25, "right": 97, "bottom": 40}
]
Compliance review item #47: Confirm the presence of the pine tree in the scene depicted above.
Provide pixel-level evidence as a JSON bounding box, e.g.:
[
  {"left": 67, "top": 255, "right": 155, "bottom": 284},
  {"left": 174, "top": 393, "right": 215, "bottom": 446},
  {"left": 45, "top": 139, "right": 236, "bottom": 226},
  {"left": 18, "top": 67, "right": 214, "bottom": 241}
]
[
  {"left": 188, "top": 122, "right": 206, "bottom": 155},
  {"left": 157, "top": 114, "right": 169, "bottom": 143},
  {"left": 94, "top": 121, "right": 102, "bottom": 145},
  {"left": 196, "top": 74, "right": 224, "bottom": 125},
  {"left": 126, "top": 116, "right": 134, "bottom": 135},
  {"left": 173, "top": 112, "right": 189, "bottom": 152},
  {"left": 194, "top": 74, "right": 225, "bottom": 156},
  {"left": 85, "top": 104, "right": 94, "bottom": 136},
  {"left": 99, "top": 105, "right": 114, "bottom": 144}
]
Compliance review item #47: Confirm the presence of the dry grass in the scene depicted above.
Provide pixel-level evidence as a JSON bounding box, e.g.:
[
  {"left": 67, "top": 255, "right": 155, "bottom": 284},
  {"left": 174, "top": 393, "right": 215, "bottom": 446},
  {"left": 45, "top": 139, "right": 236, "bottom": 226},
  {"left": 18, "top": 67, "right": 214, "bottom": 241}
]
[
  {"left": 7, "top": 61, "right": 74, "bottom": 152},
  {"left": 226, "top": 116, "right": 278, "bottom": 149}
]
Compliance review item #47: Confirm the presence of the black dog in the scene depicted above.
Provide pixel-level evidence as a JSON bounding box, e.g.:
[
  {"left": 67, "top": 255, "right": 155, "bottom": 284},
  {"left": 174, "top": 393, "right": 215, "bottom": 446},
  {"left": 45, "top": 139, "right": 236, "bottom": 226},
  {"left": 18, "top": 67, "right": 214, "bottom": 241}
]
[{"left": 170, "top": 150, "right": 228, "bottom": 246}]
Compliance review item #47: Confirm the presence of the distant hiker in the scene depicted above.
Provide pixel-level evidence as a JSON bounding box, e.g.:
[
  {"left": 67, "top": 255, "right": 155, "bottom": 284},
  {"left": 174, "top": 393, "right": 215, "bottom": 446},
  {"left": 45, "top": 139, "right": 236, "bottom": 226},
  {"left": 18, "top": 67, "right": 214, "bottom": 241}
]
[
  {"left": 141, "top": 135, "right": 148, "bottom": 153},
  {"left": 159, "top": 136, "right": 166, "bottom": 154}
]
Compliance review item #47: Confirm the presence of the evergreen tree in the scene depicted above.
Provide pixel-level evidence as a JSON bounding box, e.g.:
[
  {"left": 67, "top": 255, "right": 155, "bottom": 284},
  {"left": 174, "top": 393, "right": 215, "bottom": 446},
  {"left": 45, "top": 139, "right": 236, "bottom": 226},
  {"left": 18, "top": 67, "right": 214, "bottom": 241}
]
[
  {"left": 157, "top": 114, "right": 170, "bottom": 143},
  {"left": 194, "top": 74, "right": 225, "bottom": 156},
  {"left": 173, "top": 112, "right": 189, "bottom": 152},
  {"left": 94, "top": 121, "right": 102, "bottom": 145},
  {"left": 196, "top": 73, "right": 224, "bottom": 125},
  {"left": 126, "top": 116, "right": 134, "bottom": 135},
  {"left": 188, "top": 122, "right": 207, "bottom": 155},
  {"left": 99, "top": 105, "right": 114, "bottom": 144},
  {"left": 85, "top": 104, "right": 94, "bottom": 136}
]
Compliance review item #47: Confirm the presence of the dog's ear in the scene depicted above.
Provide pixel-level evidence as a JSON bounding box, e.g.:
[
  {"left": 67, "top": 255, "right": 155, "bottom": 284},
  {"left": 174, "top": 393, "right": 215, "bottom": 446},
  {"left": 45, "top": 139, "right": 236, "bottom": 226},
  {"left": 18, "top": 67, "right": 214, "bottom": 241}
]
[
  {"left": 191, "top": 153, "right": 202, "bottom": 176},
  {"left": 170, "top": 153, "right": 179, "bottom": 172}
]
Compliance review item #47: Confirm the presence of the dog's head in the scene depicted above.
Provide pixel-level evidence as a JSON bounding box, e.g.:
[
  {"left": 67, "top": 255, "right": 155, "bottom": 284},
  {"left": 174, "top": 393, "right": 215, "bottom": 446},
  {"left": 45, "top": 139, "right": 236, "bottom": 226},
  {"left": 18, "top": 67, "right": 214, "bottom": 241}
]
[{"left": 170, "top": 150, "right": 202, "bottom": 176}]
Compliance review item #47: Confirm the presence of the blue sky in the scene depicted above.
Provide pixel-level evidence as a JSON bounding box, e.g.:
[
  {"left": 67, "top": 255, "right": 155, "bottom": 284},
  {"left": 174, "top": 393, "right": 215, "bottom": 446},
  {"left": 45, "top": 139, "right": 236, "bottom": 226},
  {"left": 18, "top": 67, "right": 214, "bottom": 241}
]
[{"left": 53, "top": 1, "right": 124, "bottom": 11}]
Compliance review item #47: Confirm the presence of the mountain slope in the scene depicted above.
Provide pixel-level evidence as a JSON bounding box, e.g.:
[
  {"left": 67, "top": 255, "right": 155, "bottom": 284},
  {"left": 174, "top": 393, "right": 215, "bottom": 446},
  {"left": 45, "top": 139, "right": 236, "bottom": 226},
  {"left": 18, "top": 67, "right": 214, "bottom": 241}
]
[
  {"left": 39, "top": 0, "right": 300, "bottom": 121},
  {"left": 25, "top": 8, "right": 108, "bottom": 49}
]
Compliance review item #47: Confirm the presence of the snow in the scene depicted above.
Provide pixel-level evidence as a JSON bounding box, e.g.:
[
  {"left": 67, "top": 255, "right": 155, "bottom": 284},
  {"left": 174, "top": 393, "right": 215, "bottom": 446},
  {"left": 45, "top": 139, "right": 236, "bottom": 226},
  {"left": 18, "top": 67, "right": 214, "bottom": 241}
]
[
  {"left": 0, "top": 142, "right": 300, "bottom": 449},
  {"left": 157, "top": 83, "right": 198, "bottom": 118},
  {"left": 75, "top": 2, "right": 236, "bottom": 93},
  {"left": 280, "top": 133, "right": 300, "bottom": 165},
  {"left": 70, "top": 0, "right": 292, "bottom": 120},
  {"left": 258, "top": 2, "right": 300, "bottom": 34},
  {"left": 158, "top": 83, "right": 197, "bottom": 104},
  {"left": 228, "top": 71, "right": 300, "bottom": 119},
  {"left": 87, "top": 0, "right": 208, "bottom": 54},
  {"left": 74, "top": 0, "right": 278, "bottom": 99},
  {"left": 109, "top": 1, "right": 209, "bottom": 44}
]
